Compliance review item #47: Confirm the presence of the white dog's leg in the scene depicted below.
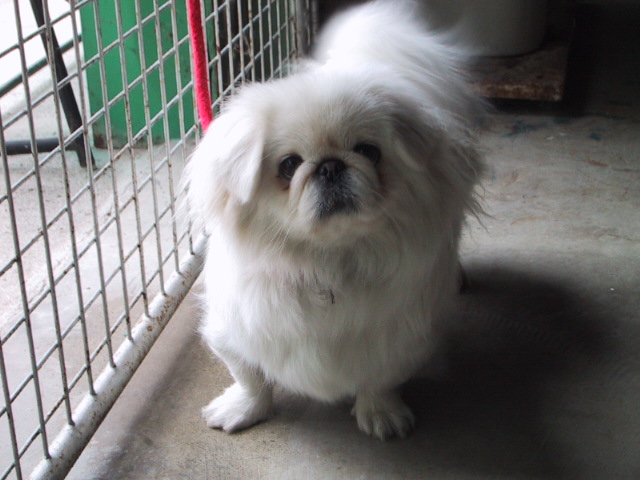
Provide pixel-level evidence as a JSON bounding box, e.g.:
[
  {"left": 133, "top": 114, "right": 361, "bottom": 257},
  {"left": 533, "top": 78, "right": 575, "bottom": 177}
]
[
  {"left": 352, "top": 389, "right": 415, "bottom": 440},
  {"left": 202, "top": 358, "right": 273, "bottom": 433}
]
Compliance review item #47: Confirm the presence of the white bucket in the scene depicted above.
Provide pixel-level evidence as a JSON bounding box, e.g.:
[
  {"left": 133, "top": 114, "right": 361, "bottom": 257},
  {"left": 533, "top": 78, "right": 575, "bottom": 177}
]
[{"left": 424, "top": 0, "right": 548, "bottom": 56}]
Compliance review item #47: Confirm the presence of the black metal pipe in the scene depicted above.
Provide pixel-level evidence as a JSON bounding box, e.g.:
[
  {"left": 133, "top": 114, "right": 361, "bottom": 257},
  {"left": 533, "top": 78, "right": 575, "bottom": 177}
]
[
  {"left": 0, "top": 37, "right": 77, "bottom": 98},
  {"left": 4, "top": 137, "right": 60, "bottom": 155},
  {"left": 28, "top": 0, "right": 93, "bottom": 168}
]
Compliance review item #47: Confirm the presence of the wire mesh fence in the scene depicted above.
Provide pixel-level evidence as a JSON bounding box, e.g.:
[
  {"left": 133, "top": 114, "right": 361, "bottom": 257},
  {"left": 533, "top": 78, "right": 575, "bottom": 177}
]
[{"left": 0, "top": 1, "right": 308, "bottom": 478}]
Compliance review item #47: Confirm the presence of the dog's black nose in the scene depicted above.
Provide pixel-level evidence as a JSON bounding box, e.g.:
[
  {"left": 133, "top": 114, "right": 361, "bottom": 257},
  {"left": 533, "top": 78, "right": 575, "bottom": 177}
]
[{"left": 316, "top": 159, "right": 346, "bottom": 183}]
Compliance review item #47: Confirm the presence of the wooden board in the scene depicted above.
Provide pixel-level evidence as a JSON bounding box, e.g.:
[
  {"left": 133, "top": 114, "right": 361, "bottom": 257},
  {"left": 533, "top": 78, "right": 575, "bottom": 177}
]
[{"left": 469, "top": 9, "right": 574, "bottom": 102}]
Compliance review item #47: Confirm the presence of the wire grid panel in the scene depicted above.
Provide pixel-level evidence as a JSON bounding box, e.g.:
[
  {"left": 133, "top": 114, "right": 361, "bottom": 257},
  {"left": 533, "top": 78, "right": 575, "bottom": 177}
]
[{"left": 0, "top": 1, "right": 304, "bottom": 479}]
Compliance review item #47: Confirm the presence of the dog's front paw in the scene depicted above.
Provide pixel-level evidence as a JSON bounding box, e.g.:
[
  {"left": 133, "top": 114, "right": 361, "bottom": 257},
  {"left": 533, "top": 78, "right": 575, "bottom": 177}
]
[
  {"left": 202, "top": 383, "right": 272, "bottom": 433},
  {"left": 352, "top": 391, "right": 415, "bottom": 440}
]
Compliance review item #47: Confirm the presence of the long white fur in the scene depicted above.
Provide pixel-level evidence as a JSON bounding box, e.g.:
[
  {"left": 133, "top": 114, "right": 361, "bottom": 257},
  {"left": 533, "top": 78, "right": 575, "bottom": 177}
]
[{"left": 186, "top": 0, "right": 483, "bottom": 440}]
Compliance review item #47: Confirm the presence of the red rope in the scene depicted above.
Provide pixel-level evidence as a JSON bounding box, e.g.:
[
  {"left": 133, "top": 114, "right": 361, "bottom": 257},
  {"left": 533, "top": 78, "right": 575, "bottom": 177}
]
[{"left": 187, "top": 0, "right": 213, "bottom": 131}]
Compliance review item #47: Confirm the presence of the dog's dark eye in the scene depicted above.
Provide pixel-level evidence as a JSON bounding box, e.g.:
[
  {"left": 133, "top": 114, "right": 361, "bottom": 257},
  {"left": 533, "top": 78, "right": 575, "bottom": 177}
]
[
  {"left": 278, "top": 154, "right": 303, "bottom": 181},
  {"left": 354, "top": 143, "right": 381, "bottom": 166}
]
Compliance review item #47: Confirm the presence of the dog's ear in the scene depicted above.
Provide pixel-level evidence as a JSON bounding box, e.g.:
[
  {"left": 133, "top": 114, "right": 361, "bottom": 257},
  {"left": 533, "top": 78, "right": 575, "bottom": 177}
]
[
  {"left": 186, "top": 104, "right": 264, "bottom": 222},
  {"left": 386, "top": 83, "right": 481, "bottom": 177},
  {"left": 389, "top": 94, "right": 439, "bottom": 172},
  {"left": 388, "top": 88, "right": 483, "bottom": 216}
]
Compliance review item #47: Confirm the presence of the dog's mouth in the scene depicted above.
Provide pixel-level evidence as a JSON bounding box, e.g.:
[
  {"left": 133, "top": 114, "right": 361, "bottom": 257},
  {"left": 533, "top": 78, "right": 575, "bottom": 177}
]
[
  {"left": 316, "top": 184, "right": 359, "bottom": 219},
  {"left": 313, "top": 159, "right": 359, "bottom": 219}
]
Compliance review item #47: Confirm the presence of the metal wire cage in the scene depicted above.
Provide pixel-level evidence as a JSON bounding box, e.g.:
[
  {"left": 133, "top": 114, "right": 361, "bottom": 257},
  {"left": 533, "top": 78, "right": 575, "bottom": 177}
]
[{"left": 0, "top": 1, "right": 311, "bottom": 479}]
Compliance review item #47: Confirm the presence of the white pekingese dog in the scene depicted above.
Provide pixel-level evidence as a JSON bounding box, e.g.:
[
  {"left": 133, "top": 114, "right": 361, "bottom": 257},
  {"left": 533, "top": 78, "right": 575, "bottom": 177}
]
[{"left": 185, "top": 0, "right": 483, "bottom": 440}]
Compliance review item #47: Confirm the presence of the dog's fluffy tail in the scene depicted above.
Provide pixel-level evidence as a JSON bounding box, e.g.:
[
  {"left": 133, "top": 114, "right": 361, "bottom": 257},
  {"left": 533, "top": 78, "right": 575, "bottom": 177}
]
[{"left": 314, "top": 0, "right": 480, "bottom": 126}]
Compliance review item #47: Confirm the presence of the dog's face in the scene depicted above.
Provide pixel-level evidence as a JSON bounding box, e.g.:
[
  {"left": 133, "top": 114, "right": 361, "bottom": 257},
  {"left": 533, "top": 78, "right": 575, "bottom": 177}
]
[
  {"left": 257, "top": 74, "right": 413, "bottom": 244},
  {"left": 187, "top": 68, "right": 470, "bottom": 249}
]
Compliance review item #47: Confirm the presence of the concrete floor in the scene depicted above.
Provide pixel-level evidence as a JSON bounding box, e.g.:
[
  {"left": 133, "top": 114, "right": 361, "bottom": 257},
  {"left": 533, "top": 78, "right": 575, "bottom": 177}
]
[{"left": 68, "top": 2, "right": 640, "bottom": 479}]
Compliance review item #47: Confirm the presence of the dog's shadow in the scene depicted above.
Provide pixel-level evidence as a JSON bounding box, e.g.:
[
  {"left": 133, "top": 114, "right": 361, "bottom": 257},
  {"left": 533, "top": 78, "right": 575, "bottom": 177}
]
[{"left": 281, "top": 262, "right": 640, "bottom": 479}]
